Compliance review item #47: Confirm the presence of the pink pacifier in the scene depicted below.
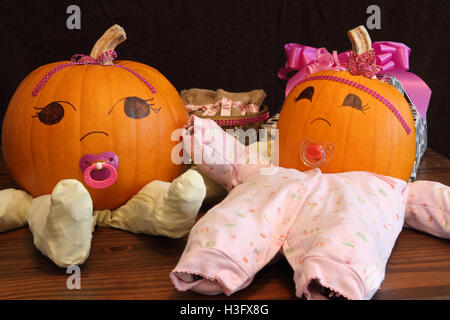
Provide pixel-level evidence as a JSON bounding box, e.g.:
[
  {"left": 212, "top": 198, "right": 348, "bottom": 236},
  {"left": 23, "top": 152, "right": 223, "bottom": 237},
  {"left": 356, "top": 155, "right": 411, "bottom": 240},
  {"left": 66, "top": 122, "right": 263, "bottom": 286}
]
[
  {"left": 299, "top": 138, "right": 335, "bottom": 168},
  {"left": 79, "top": 152, "right": 119, "bottom": 189}
]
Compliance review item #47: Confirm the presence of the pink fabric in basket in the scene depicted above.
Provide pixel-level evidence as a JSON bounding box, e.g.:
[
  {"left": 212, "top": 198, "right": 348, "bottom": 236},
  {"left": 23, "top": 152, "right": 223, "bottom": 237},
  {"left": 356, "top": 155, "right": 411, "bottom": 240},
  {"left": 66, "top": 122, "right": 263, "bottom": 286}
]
[{"left": 186, "top": 97, "right": 260, "bottom": 116}]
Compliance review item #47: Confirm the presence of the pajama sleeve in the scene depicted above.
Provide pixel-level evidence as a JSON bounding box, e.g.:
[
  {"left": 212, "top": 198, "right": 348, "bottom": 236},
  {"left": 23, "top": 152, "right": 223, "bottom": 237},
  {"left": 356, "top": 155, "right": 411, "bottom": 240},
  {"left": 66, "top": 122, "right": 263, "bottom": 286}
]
[
  {"left": 183, "top": 116, "right": 269, "bottom": 191},
  {"left": 404, "top": 180, "right": 450, "bottom": 239}
]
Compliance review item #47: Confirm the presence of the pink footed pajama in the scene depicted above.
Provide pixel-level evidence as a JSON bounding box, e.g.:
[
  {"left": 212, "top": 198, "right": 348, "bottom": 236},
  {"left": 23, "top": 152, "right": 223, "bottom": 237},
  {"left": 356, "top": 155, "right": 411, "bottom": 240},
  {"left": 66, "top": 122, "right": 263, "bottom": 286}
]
[{"left": 170, "top": 116, "right": 449, "bottom": 300}]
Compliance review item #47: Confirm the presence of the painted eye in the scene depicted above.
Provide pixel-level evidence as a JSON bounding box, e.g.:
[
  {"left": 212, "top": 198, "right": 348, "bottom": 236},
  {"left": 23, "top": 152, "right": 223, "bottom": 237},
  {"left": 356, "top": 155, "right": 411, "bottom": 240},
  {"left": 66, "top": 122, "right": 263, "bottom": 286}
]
[
  {"left": 294, "top": 86, "right": 314, "bottom": 102},
  {"left": 108, "top": 96, "right": 160, "bottom": 119},
  {"left": 123, "top": 97, "right": 151, "bottom": 119},
  {"left": 32, "top": 101, "right": 70, "bottom": 125},
  {"left": 342, "top": 94, "right": 369, "bottom": 113}
]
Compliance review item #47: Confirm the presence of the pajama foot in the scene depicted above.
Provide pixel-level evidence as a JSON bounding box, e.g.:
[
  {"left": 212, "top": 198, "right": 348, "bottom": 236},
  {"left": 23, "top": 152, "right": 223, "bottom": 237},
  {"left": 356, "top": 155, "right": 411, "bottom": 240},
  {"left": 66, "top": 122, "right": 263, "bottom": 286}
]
[
  {"left": 152, "top": 169, "right": 206, "bottom": 238},
  {"left": 95, "top": 169, "right": 206, "bottom": 238},
  {"left": 308, "top": 279, "right": 346, "bottom": 300},
  {"left": 171, "top": 248, "right": 252, "bottom": 296},
  {"left": 0, "top": 189, "right": 33, "bottom": 232},
  {"left": 28, "top": 179, "right": 93, "bottom": 268},
  {"left": 295, "top": 257, "right": 367, "bottom": 300},
  {"left": 173, "top": 273, "right": 224, "bottom": 295}
]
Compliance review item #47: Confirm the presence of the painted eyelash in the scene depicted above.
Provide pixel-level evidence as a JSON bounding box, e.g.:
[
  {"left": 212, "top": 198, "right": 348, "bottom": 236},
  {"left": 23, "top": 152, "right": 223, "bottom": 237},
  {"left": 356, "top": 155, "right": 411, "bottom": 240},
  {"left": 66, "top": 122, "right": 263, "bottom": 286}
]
[
  {"left": 107, "top": 97, "right": 160, "bottom": 115},
  {"left": 294, "top": 86, "right": 314, "bottom": 102},
  {"left": 31, "top": 100, "right": 75, "bottom": 117},
  {"left": 342, "top": 94, "right": 370, "bottom": 114},
  {"left": 338, "top": 104, "right": 370, "bottom": 114},
  {"left": 339, "top": 97, "right": 370, "bottom": 114},
  {"left": 31, "top": 108, "right": 43, "bottom": 118}
]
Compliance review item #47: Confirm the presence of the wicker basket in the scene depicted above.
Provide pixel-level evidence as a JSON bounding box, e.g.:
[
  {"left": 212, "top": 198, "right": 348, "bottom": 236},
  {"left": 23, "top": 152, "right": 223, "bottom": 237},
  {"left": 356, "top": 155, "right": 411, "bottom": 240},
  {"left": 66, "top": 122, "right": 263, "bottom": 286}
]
[{"left": 192, "top": 105, "right": 270, "bottom": 131}]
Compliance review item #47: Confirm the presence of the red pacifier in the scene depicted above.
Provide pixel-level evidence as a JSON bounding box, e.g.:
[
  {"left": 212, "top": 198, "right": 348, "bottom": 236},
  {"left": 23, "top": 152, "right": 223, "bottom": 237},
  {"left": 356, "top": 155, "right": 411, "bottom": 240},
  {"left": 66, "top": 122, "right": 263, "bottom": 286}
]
[
  {"left": 79, "top": 152, "right": 119, "bottom": 189},
  {"left": 299, "top": 139, "right": 335, "bottom": 168}
]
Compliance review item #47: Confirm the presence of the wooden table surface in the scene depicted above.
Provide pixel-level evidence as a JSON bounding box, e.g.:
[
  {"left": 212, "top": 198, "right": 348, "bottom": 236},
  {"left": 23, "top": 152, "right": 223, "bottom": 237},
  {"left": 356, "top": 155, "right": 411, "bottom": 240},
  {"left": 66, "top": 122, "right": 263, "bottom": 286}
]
[{"left": 0, "top": 149, "right": 449, "bottom": 300}]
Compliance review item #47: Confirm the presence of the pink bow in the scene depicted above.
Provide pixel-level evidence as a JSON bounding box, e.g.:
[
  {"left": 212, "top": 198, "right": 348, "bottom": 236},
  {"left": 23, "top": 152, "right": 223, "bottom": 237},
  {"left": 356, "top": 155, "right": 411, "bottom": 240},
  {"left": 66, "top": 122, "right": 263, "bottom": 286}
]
[
  {"left": 347, "top": 49, "right": 381, "bottom": 78},
  {"left": 277, "top": 44, "right": 348, "bottom": 97},
  {"left": 278, "top": 41, "right": 431, "bottom": 119},
  {"left": 372, "top": 42, "right": 431, "bottom": 119},
  {"left": 71, "top": 50, "right": 117, "bottom": 65},
  {"left": 304, "top": 47, "right": 347, "bottom": 75}
]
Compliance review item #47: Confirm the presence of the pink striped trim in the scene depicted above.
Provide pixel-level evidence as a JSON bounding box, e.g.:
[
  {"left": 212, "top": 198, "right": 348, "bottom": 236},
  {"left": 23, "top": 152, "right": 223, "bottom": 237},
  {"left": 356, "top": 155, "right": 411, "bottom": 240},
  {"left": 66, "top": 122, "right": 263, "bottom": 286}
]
[
  {"left": 213, "top": 112, "right": 270, "bottom": 127},
  {"left": 297, "top": 74, "right": 412, "bottom": 135}
]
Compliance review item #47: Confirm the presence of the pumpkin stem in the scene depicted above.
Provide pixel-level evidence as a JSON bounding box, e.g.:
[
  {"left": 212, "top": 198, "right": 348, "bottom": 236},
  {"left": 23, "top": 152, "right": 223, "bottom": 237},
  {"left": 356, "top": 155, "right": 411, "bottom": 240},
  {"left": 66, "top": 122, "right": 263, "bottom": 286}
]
[
  {"left": 90, "top": 25, "right": 127, "bottom": 63},
  {"left": 347, "top": 25, "right": 372, "bottom": 54}
]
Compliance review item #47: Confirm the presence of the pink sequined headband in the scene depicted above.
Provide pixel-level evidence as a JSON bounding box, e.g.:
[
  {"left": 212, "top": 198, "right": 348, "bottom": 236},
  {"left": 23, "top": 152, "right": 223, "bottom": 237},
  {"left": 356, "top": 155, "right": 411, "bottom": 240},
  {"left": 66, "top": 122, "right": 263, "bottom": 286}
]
[
  {"left": 31, "top": 50, "right": 156, "bottom": 96},
  {"left": 297, "top": 74, "right": 412, "bottom": 135}
]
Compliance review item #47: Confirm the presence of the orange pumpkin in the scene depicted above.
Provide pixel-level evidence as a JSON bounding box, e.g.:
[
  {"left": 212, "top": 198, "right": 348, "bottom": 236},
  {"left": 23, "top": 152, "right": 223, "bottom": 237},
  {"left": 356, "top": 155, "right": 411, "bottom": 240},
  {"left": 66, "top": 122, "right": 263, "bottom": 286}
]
[
  {"left": 278, "top": 27, "right": 416, "bottom": 181},
  {"left": 2, "top": 25, "right": 188, "bottom": 209}
]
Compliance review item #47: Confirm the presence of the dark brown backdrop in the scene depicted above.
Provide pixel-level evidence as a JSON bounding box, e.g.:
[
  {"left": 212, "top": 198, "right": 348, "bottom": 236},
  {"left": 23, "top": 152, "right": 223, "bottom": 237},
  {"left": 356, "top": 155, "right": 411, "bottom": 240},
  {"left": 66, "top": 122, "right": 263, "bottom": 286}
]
[{"left": 0, "top": 0, "right": 448, "bottom": 156}]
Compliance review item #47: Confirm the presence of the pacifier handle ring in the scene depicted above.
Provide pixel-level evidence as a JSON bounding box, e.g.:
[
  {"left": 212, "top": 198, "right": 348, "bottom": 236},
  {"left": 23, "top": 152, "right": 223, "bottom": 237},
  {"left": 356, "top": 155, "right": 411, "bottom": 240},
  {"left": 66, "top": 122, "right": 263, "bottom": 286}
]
[
  {"left": 83, "top": 163, "right": 118, "bottom": 189},
  {"left": 299, "top": 140, "right": 335, "bottom": 168}
]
